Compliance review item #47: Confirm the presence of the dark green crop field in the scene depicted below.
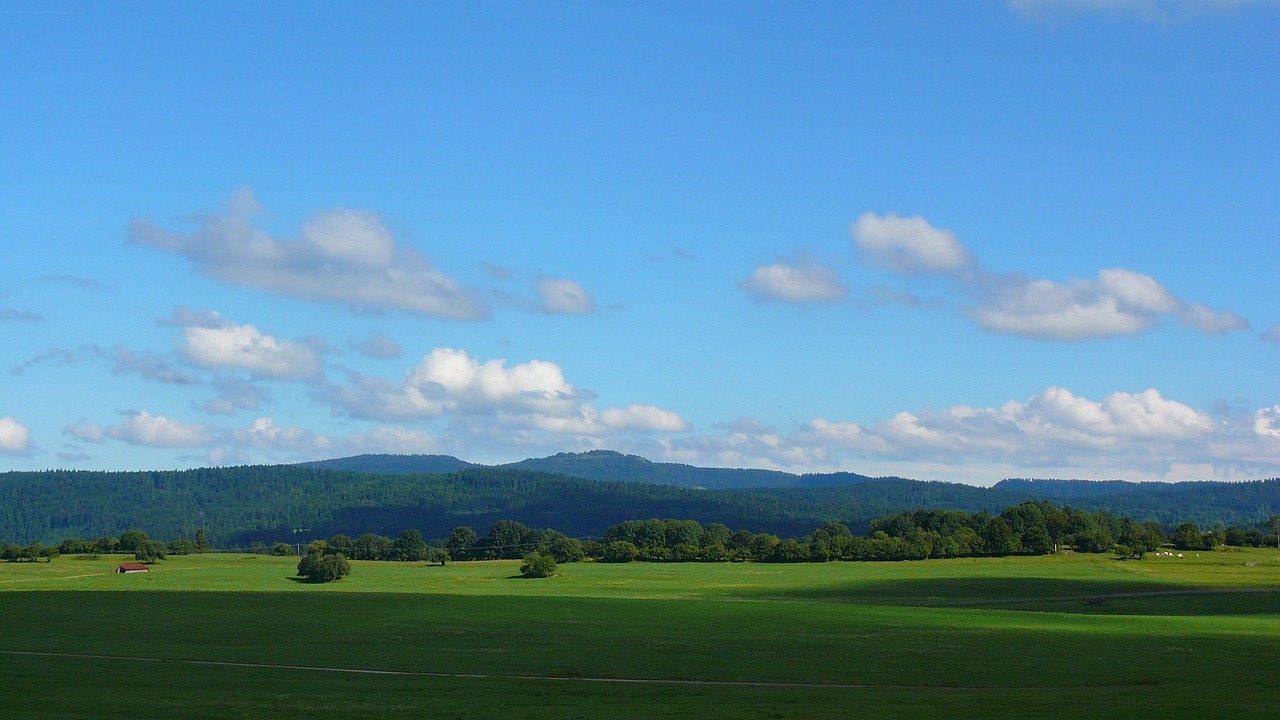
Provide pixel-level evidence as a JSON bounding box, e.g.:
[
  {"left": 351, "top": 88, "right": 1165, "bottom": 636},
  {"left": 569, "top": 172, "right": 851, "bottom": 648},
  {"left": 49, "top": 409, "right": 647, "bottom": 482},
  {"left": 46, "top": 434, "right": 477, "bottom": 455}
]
[{"left": 2, "top": 551, "right": 1278, "bottom": 718}]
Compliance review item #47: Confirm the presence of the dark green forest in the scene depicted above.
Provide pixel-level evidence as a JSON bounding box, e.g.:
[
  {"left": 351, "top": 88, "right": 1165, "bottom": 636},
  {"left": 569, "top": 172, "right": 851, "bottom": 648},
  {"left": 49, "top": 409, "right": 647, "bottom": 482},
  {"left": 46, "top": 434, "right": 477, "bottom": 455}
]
[{"left": 2, "top": 459, "right": 1279, "bottom": 546}]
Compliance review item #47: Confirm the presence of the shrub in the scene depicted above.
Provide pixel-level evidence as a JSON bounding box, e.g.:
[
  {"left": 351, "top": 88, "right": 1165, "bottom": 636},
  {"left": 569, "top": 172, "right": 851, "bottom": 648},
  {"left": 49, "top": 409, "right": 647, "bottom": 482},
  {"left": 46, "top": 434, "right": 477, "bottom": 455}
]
[
  {"left": 520, "top": 552, "right": 557, "bottom": 578},
  {"left": 297, "top": 551, "right": 351, "bottom": 583}
]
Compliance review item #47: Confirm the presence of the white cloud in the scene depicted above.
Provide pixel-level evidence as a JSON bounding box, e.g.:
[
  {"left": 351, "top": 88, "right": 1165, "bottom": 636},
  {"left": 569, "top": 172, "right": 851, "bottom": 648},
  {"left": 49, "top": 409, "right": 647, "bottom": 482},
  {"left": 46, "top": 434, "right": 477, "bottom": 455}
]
[
  {"left": 0, "top": 417, "right": 32, "bottom": 454},
  {"left": 1259, "top": 323, "right": 1280, "bottom": 344},
  {"left": 848, "top": 211, "right": 1248, "bottom": 341},
  {"left": 194, "top": 375, "right": 270, "bottom": 416},
  {"left": 176, "top": 311, "right": 321, "bottom": 380},
  {"left": 325, "top": 347, "right": 688, "bottom": 436},
  {"left": 535, "top": 278, "right": 596, "bottom": 315},
  {"left": 969, "top": 268, "right": 1249, "bottom": 341},
  {"left": 104, "top": 411, "right": 212, "bottom": 448},
  {"left": 852, "top": 212, "right": 975, "bottom": 277},
  {"left": 130, "top": 188, "right": 487, "bottom": 320},
  {"left": 63, "top": 420, "right": 106, "bottom": 444},
  {"left": 353, "top": 332, "right": 403, "bottom": 360},
  {"left": 657, "top": 386, "right": 1280, "bottom": 482},
  {"left": 739, "top": 260, "right": 846, "bottom": 304}
]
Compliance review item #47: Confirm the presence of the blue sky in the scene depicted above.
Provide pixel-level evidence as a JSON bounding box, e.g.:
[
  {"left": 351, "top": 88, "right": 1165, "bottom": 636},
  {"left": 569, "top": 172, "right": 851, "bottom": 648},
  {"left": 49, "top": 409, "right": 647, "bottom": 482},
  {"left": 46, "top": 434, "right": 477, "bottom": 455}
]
[{"left": 2, "top": 0, "right": 1278, "bottom": 484}]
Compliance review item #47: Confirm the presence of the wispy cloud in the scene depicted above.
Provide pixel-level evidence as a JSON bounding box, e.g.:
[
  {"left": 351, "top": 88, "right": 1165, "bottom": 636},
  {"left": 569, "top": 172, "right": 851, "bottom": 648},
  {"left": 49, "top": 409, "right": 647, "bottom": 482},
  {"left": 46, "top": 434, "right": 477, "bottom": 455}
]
[
  {"left": 1008, "top": 0, "right": 1278, "bottom": 22},
  {"left": 739, "top": 258, "right": 847, "bottom": 305},
  {"left": 852, "top": 212, "right": 1249, "bottom": 342},
  {"left": 535, "top": 278, "right": 596, "bottom": 315},
  {"left": 0, "top": 308, "right": 43, "bottom": 322},
  {"left": 352, "top": 332, "right": 404, "bottom": 360},
  {"left": 41, "top": 274, "right": 108, "bottom": 290},
  {"left": 130, "top": 188, "right": 488, "bottom": 320}
]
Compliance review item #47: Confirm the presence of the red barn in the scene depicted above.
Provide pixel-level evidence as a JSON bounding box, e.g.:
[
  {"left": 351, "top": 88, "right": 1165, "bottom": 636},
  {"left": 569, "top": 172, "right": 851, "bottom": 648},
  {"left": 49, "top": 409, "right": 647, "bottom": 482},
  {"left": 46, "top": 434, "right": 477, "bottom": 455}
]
[{"left": 117, "top": 563, "right": 149, "bottom": 574}]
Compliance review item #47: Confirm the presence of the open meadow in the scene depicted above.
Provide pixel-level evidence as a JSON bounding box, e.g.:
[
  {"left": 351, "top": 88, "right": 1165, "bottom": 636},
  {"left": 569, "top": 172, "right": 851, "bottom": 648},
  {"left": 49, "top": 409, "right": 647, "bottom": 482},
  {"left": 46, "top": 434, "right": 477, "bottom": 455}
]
[{"left": 3, "top": 549, "right": 1279, "bottom": 719}]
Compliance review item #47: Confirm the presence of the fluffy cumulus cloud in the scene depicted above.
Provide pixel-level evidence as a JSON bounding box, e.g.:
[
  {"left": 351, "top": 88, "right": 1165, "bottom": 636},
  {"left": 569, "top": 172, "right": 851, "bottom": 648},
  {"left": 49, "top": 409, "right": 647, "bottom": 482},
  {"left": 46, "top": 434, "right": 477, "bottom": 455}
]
[
  {"left": 970, "top": 269, "right": 1249, "bottom": 341},
  {"left": 98, "top": 411, "right": 213, "bottom": 448},
  {"left": 0, "top": 417, "right": 32, "bottom": 454},
  {"left": 852, "top": 211, "right": 1249, "bottom": 341},
  {"left": 656, "top": 387, "right": 1280, "bottom": 481},
  {"left": 221, "top": 417, "right": 436, "bottom": 459},
  {"left": 852, "top": 212, "right": 975, "bottom": 277},
  {"left": 535, "top": 278, "right": 596, "bottom": 315},
  {"left": 325, "top": 347, "right": 689, "bottom": 436},
  {"left": 739, "top": 259, "right": 847, "bottom": 304},
  {"left": 130, "top": 188, "right": 487, "bottom": 320},
  {"left": 173, "top": 310, "right": 321, "bottom": 380}
]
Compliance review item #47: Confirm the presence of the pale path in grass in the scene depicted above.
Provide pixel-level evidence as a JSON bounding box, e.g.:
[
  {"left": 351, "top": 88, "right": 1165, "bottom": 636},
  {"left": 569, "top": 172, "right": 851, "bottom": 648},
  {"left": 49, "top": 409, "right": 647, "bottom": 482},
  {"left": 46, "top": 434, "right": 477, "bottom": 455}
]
[
  {"left": 0, "top": 572, "right": 109, "bottom": 584},
  {"left": 0, "top": 649, "right": 1153, "bottom": 691}
]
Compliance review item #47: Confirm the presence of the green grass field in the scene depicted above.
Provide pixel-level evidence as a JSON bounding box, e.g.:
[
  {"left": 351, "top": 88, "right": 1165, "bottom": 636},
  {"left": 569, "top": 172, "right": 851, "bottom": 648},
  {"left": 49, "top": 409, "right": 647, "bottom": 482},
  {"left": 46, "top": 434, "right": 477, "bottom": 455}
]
[{"left": 2, "top": 550, "right": 1278, "bottom": 718}]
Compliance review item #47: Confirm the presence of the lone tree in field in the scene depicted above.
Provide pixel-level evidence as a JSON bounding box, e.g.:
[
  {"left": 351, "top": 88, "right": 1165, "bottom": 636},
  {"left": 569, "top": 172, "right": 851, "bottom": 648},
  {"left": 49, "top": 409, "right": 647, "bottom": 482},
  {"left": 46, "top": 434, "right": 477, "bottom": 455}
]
[
  {"left": 428, "top": 548, "right": 450, "bottom": 566},
  {"left": 520, "top": 551, "right": 557, "bottom": 578},
  {"left": 297, "top": 549, "right": 350, "bottom": 583},
  {"left": 135, "top": 540, "right": 168, "bottom": 564}
]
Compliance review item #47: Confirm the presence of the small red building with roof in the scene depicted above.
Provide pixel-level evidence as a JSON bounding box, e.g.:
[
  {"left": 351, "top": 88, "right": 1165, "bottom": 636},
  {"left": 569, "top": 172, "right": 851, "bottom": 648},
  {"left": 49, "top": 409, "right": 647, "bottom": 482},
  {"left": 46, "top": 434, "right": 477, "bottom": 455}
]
[{"left": 117, "top": 562, "right": 149, "bottom": 574}]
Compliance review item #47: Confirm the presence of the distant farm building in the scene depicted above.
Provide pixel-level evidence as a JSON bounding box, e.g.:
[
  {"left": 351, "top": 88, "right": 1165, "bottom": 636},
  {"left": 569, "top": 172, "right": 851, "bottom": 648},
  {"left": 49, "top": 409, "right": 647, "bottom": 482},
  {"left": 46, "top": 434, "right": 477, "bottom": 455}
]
[{"left": 117, "top": 563, "right": 149, "bottom": 574}]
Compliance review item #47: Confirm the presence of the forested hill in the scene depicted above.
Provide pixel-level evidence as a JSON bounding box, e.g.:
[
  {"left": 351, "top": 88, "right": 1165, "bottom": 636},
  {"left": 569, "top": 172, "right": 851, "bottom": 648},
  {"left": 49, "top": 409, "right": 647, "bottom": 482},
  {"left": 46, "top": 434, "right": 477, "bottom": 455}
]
[
  {"left": 994, "top": 477, "right": 1280, "bottom": 526},
  {"left": 501, "top": 450, "right": 805, "bottom": 489},
  {"left": 2, "top": 463, "right": 1279, "bottom": 547},
  {"left": 301, "top": 450, "right": 876, "bottom": 489},
  {"left": 0, "top": 466, "right": 1005, "bottom": 546},
  {"left": 299, "top": 454, "right": 474, "bottom": 475}
]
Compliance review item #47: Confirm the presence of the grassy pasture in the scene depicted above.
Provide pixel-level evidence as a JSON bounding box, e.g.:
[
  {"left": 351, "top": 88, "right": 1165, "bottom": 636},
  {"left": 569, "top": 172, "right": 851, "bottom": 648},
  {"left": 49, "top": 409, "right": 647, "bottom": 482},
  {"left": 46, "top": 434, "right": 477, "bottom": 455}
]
[{"left": 2, "top": 550, "right": 1278, "bottom": 718}]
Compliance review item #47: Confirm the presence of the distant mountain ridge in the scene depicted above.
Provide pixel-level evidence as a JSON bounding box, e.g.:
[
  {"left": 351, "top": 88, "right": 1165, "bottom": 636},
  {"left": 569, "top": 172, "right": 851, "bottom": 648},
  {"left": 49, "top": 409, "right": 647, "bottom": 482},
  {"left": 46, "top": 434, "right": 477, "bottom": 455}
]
[
  {"left": 299, "top": 454, "right": 474, "bottom": 475},
  {"left": 302, "top": 449, "right": 879, "bottom": 490},
  {"left": 2, "top": 451, "right": 1277, "bottom": 546}
]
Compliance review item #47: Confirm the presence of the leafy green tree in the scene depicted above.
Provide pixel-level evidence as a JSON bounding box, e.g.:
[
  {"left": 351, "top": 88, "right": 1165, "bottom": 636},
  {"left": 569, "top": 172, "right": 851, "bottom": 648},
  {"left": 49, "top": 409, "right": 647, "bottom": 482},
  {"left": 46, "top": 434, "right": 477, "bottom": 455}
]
[
  {"left": 546, "top": 536, "right": 585, "bottom": 563},
  {"left": 770, "top": 539, "right": 809, "bottom": 563},
  {"left": 748, "top": 533, "right": 780, "bottom": 561},
  {"left": 193, "top": 527, "right": 210, "bottom": 553},
  {"left": 271, "top": 542, "right": 295, "bottom": 556},
  {"left": 1114, "top": 543, "right": 1145, "bottom": 560},
  {"left": 1171, "top": 523, "right": 1209, "bottom": 551},
  {"left": 428, "top": 548, "right": 450, "bottom": 566},
  {"left": 118, "top": 530, "right": 150, "bottom": 553},
  {"left": 168, "top": 539, "right": 196, "bottom": 555},
  {"left": 519, "top": 551, "right": 557, "bottom": 578},
  {"left": 391, "top": 529, "right": 428, "bottom": 562},
  {"left": 135, "top": 540, "right": 167, "bottom": 564},
  {"left": 1072, "top": 528, "right": 1115, "bottom": 553},
  {"left": 354, "top": 533, "right": 393, "bottom": 561},
  {"left": 602, "top": 541, "right": 638, "bottom": 563},
  {"left": 326, "top": 534, "right": 356, "bottom": 557},
  {"left": 1020, "top": 526, "right": 1054, "bottom": 555},
  {"left": 297, "top": 550, "right": 350, "bottom": 583},
  {"left": 980, "top": 517, "right": 1017, "bottom": 556},
  {"left": 57, "top": 537, "right": 92, "bottom": 555},
  {"left": 446, "top": 526, "right": 478, "bottom": 560}
]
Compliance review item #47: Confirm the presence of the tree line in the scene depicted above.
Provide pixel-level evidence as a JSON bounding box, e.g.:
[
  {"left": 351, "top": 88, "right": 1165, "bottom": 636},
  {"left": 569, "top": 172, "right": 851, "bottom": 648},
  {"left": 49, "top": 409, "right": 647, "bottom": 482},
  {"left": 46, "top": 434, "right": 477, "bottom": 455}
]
[
  {"left": 4, "top": 465, "right": 1280, "bottom": 549},
  {"left": 6, "top": 502, "right": 1276, "bottom": 568}
]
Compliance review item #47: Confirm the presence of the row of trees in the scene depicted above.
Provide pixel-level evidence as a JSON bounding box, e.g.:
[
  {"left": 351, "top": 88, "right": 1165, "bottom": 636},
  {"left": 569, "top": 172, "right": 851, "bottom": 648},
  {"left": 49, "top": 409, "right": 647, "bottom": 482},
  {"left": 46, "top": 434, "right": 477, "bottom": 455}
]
[{"left": 8, "top": 505, "right": 1278, "bottom": 569}]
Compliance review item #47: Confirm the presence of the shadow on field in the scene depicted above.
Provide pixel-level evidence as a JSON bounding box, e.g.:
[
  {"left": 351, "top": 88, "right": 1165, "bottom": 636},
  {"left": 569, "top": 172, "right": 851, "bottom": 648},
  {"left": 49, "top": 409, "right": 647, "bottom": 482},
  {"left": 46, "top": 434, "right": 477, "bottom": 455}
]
[{"left": 741, "top": 576, "right": 1280, "bottom": 616}]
